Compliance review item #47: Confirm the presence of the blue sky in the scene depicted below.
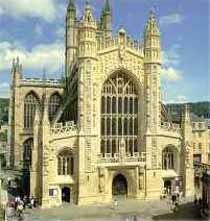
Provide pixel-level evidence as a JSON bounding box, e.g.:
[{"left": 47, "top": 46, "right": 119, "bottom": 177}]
[{"left": 0, "top": 0, "right": 209, "bottom": 103}]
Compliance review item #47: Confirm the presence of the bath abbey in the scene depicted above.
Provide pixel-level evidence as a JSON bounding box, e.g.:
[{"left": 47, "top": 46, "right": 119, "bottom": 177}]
[{"left": 8, "top": 0, "right": 210, "bottom": 208}]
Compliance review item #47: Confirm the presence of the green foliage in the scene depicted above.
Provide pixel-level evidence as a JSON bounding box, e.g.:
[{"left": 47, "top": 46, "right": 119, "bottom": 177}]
[
  {"left": 0, "top": 98, "right": 9, "bottom": 125},
  {"left": 166, "top": 102, "right": 210, "bottom": 117},
  {"left": 0, "top": 131, "right": 7, "bottom": 142}
]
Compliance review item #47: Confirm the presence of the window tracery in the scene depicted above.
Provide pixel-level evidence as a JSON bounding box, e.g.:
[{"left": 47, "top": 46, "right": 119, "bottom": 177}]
[
  {"left": 58, "top": 150, "right": 74, "bottom": 175},
  {"left": 24, "top": 92, "right": 39, "bottom": 129},
  {"left": 48, "top": 93, "right": 61, "bottom": 122},
  {"left": 101, "top": 72, "right": 139, "bottom": 156},
  {"left": 23, "top": 138, "right": 33, "bottom": 168},
  {"left": 162, "top": 147, "right": 175, "bottom": 170}
]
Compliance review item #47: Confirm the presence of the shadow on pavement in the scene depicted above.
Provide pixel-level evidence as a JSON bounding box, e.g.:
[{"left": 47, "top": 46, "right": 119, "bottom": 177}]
[{"left": 153, "top": 202, "right": 203, "bottom": 221}]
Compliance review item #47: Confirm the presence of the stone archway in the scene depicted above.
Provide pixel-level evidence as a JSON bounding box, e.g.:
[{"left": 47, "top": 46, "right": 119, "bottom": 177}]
[
  {"left": 112, "top": 174, "right": 128, "bottom": 196},
  {"left": 164, "top": 179, "right": 172, "bottom": 195},
  {"left": 62, "top": 186, "right": 71, "bottom": 203}
]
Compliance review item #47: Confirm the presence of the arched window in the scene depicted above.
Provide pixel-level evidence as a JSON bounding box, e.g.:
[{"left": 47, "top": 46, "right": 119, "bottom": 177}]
[
  {"left": 48, "top": 93, "right": 61, "bottom": 122},
  {"left": 101, "top": 72, "right": 139, "bottom": 156},
  {"left": 23, "top": 138, "right": 33, "bottom": 168},
  {"left": 57, "top": 149, "right": 74, "bottom": 175},
  {"left": 24, "top": 92, "right": 39, "bottom": 129},
  {"left": 162, "top": 146, "right": 175, "bottom": 170}
]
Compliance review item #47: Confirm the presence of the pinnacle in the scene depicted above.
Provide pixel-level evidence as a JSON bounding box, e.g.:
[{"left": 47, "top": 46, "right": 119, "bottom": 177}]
[
  {"left": 68, "top": 0, "right": 76, "bottom": 11},
  {"left": 104, "top": 0, "right": 111, "bottom": 13},
  {"left": 144, "top": 8, "right": 160, "bottom": 36}
]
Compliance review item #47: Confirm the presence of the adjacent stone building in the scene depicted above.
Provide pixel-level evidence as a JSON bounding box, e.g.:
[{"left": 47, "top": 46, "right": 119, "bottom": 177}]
[{"left": 8, "top": 0, "right": 206, "bottom": 208}]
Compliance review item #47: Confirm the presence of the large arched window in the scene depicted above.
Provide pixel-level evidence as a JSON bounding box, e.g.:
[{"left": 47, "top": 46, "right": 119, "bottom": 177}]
[
  {"left": 48, "top": 93, "right": 61, "bottom": 122},
  {"left": 162, "top": 146, "right": 175, "bottom": 170},
  {"left": 23, "top": 138, "right": 33, "bottom": 168},
  {"left": 101, "top": 72, "right": 139, "bottom": 156},
  {"left": 24, "top": 92, "right": 39, "bottom": 129},
  {"left": 57, "top": 149, "right": 74, "bottom": 175}
]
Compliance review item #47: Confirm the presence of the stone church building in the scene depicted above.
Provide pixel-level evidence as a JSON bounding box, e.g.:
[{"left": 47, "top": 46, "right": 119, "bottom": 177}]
[{"left": 8, "top": 0, "right": 197, "bottom": 208}]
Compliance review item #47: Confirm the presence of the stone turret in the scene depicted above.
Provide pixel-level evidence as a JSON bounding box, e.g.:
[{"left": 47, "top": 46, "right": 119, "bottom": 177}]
[
  {"left": 78, "top": 1, "right": 97, "bottom": 59},
  {"left": 11, "top": 57, "right": 22, "bottom": 86},
  {"left": 100, "top": 0, "right": 112, "bottom": 38},
  {"left": 181, "top": 104, "right": 195, "bottom": 197},
  {"left": 144, "top": 10, "right": 162, "bottom": 170},
  {"left": 144, "top": 10, "right": 161, "bottom": 64},
  {"left": 77, "top": 1, "right": 98, "bottom": 205},
  {"left": 9, "top": 57, "right": 22, "bottom": 167},
  {"left": 41, "top": 96, "right": 51, "bottom": 208},
  {"left": 144, "top": 10, "right": 162, "bottom": 133},
  {"left": 66, "top": 0, "right": 78, "bottom": 77},
  {"left": 31, "top": 109, "right": 41, "bottom": 199}
]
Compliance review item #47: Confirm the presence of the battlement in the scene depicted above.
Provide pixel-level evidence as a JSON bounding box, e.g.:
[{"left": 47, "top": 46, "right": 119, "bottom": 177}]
[
  {"left": 161, "top": 122, "right": 181, "bottom": 133},
  {"left": 79, "top": 20, "right": 97, "bottom": 28},
  {"left": 192, "top": 122, "right": 207, "bottom": 131},
  {"left": 50, "top": 121, "right": 78, "bottom": 138},
  {"left": 97, "top": 152, "right": 147, "bottom": 164},
  {"left": 97, "top": 35, "right": 144, "bottom": 56},
  {"left": 21, "top": 78, "right": 62, "bottom": 87}
]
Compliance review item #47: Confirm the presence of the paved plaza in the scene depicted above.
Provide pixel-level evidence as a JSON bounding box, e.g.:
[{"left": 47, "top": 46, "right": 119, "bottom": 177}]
[{"left": 14, "top": 197, "right": 202, "bottom": 221}]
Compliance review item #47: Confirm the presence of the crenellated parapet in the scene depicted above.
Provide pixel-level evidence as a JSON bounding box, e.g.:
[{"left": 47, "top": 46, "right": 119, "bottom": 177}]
[
  {"left": 50, "top": 121, "right": 78, "bottom": 139},
  {"left": 161, "top": 122, "right": 181, "bottom": 133},
  {"left": 97, "top": 34, "right": 144, "bottom": 57},
  {"left": 21, "top": 78, "right": 63, "bottom": 87},
  {"left": 98, "top": 152, "right": 147, "bottom": 165}
]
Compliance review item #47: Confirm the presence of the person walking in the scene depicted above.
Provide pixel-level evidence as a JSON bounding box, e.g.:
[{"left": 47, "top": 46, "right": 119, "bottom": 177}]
[
  {"left": 16, "top": 202, "right": 24, "bottom": 220},
  {"left": 31, "top": 196, "right": 35, "bottom": 208},
  {"left": 114, "top": 199, "right": 118, "bottom": 210}
]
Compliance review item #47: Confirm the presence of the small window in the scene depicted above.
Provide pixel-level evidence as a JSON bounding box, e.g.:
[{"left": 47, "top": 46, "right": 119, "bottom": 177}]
[
  {"left": 193, "top": 143, "right": 196, "bottom": 151},
  {"left": 49, "top": 188, "right": 57, "bottom": 197},
  {"left": 57, "top": 150, "right": 74, "bottom": 176},
  {"left": 198, "top": 143, "right": 202, "bottom": 151},
  {"left": 194, "top": 154, "right": 201, "bottom": 163}
]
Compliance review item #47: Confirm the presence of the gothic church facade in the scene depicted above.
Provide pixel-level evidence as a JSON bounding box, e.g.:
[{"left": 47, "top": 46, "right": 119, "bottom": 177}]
[{"left": 9, "top": 0, "right": 196, "bottom": 207}]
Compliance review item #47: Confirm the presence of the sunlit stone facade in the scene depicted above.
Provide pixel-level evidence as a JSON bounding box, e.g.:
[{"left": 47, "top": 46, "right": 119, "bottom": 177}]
[{"left": 9, "top": 0, "right": 209, "bottom": 208}]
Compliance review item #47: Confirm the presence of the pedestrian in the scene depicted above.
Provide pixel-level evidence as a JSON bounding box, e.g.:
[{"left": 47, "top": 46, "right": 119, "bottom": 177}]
[
  {"left": 114, "top": 199, "right": 118, "bottom": 210},
  {"left": 194, "top": 195, "right": 198, "bottom": 205},
  {"left": 23, "top": 195, "right": 27, "bottom": 209},
  {"left": 173, "top": 202, "right": 179, "bottom": 212},
  {"left": 14, "top": 196, "right": 20, "bottom": 210},
  {"left": 171, "top": 194, "right": 176, "bottom": 204},
  {"left": 31, "top": 196, "right": 35, "bottom": 208},
  {"left": 16, "top": 202, "right": 24, "bottom": 219}
]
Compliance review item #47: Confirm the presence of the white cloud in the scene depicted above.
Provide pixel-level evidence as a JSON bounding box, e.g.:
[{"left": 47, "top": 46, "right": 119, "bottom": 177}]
[
  {"left": 160, "top": 13, "right": 183, "bottom": 26},
  {"left": 0, "top": 0, "right": 64, "bottom": 22},
  {"left": 0, "top": 40, "right": 64, "bottom": 74},
  {"left": 162, "top": 67, "right": 182, "bottom": 82},
  {"left": 162, "top": 44, "right": 183, "bottom": 82},
  {"left": 163, "top": 48, "right": 180, "bottom": 67}
]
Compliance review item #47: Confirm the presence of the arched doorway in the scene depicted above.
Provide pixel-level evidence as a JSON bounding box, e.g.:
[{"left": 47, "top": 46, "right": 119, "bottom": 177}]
[
  {"left": 62, "top": 187, "right": 71, "bottom": 203},
  {"left": 112, "top": 174, "right": 128, "bottom": 196},
  {"left": 164, "top": 180, "right": 172, "bottom": 195}
]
